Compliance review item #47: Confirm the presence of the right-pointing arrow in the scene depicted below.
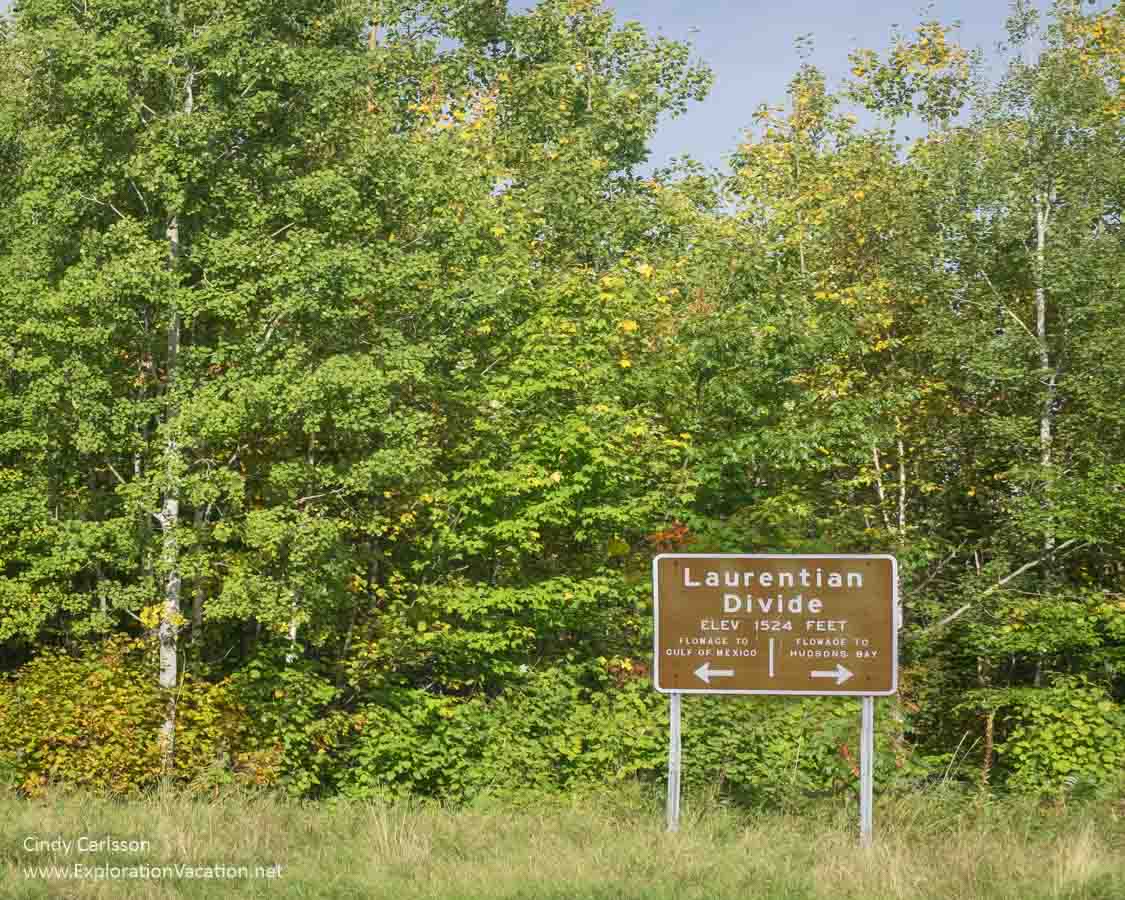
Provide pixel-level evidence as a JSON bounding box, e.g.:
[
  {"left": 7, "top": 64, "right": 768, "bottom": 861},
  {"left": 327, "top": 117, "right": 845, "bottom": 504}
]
[{"left": 810, "top": 663, "right": 854, "bottom": 686}]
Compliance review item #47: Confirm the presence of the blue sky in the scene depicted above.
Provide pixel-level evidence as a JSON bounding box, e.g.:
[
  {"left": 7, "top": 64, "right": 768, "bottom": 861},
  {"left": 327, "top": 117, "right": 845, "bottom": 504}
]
[{"left": 576, "top": 0, "right": 1114, "bottom": 173}]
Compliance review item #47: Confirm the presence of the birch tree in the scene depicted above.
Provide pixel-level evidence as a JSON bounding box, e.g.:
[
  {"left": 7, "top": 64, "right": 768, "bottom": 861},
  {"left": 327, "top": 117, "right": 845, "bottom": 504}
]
[
  {"left": 845, "top": 0, "right": 1125, "bottom": 781},
  {"left": 0, "top": 0, "right": 401, "bottom": 769}
]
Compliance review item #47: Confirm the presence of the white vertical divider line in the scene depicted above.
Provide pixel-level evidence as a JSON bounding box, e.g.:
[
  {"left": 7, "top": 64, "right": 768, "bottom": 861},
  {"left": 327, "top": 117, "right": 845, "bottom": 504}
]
[
  {"left": 666, "top": 691, "right": 682, "bottom": 833},
  {"left": 860, "top": 695, "right": 875, "bottom": 845},
  {"left": 768, "top": 638, "right": 775, "bottom": 677}
]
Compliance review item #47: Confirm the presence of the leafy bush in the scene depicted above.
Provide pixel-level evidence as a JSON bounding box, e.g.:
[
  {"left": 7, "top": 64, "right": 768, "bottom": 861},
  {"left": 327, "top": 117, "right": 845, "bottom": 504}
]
[
  {"left": 0, "top": 637, "right": 246, "bottom": 795},
  {"left": 227, "top": 650, "right": 345, "bottom": 798},
  {"left": 325, "top": 664, "right": 921, "bottom": 806},
  {"left": 333, "top": 666, "right": 667, "bottom": 802},
  {"left": 995, "top": 677, "right": 1125, "bottom": 796}
]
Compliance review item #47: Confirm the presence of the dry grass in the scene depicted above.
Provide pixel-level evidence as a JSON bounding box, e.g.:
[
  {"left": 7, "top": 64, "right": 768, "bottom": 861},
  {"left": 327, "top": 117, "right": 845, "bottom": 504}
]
[{"left": 1, "top": 785, "right": 1122, "bottom": 899}]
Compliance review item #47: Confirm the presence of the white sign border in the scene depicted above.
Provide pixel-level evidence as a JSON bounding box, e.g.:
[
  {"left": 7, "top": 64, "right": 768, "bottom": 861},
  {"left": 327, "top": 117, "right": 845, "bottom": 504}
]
[{"left": 652, "top": 552, "right": 899, "bottom": 697}]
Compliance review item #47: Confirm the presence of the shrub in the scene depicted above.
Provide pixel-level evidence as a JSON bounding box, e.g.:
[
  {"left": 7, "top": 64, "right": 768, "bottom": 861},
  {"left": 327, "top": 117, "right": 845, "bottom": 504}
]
[
  {"left": 995, "top": 677, "right": 1125, "bottom": 797},
  {"left": 0, "top": 637, "right": 246, "bottom": 795}
]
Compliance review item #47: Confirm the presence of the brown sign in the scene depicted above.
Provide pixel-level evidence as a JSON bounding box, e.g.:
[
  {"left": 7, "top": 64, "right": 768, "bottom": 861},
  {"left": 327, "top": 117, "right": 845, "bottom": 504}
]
[{"left": 653, "top": 554, "right": 898, "bottom": 696}]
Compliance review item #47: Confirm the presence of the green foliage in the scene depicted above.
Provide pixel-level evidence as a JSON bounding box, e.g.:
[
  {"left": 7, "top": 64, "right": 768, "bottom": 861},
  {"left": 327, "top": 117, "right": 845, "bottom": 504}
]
[
  {"left": 244, "top": 664, "right": 932, "bottom": 808},
  {"left": 254, "top": 666, "right": 670, "bottom": 802},
  {"left": 679, "top": 696, "right": 918, "bottom": 806},
  {"left": 993, "top": 678, "right": 1125, "bottom": 796},
  {"left": 0, "top": 637, "right": 245, "bottom": 795},
  {"left": 227, "top": 650, "right": 342, "bottom": 797},
  {"left": 0, "top": 0, "right": 1122, "bottom": 805}
]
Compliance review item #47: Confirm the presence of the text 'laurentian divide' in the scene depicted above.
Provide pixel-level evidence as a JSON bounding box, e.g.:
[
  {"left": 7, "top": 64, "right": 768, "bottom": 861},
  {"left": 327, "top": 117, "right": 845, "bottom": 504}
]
[{"left": 680, "top": 565, "right": 865, "bottom": 615}]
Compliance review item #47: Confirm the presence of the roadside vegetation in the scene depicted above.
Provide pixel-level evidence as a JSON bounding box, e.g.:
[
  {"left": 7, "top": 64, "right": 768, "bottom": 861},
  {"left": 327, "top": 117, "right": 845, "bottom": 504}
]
[
  {"left": 3, "top": 785, "right": 1123, "bottom": 899},
  {"left": 1, "top": 0, "right": 1122, "bottom": 820}
]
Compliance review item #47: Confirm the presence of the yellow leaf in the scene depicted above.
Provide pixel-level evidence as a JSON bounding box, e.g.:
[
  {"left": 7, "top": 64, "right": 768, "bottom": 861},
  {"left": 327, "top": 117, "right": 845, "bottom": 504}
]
[
  {"left": 618, "top": 357, "right": 632, "bottom": 368},
  {"left": 619, "top": 319, "right": 638, "bottom": 334}
]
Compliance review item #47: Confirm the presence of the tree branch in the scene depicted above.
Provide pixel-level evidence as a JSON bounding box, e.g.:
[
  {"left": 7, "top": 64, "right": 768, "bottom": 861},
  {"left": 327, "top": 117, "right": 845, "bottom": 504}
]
[
  {"left": 79, "top": 192, "right": 125, "bottom": 220},
  {"left": 920, "top": 539, "right": 1080, "bottom": 634},
  {"left": 106, "top": 460, "right": 129, "bottom": 486},
  {"left": 872, "top": 444, "right": 892, "bottom": 530},
  {"left": 129, "top": 179, "right": 150, "bottom": 216},
  {"left": 915, "top": 543, "right": 964, "bottom": 594},
  {"left": 980, "top": 271, "right": 1037, "bottom": 343},
  {"left": 295, "top": 487, "right": 347, "bottom": 507},
  {"left": 256, "top": 314, "right": 285, "bottom": 352}
]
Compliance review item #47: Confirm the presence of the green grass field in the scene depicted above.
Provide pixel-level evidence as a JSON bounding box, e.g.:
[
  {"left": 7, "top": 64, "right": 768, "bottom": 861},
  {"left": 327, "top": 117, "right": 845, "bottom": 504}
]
[{"left": 1, "top": 786, "right": 1122, "bottom": 899}]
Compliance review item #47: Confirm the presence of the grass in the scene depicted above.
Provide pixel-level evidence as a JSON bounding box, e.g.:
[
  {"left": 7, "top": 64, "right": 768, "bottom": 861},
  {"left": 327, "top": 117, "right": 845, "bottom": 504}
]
[{"left": 1, "top": 784, "right": 1122, "bottom": 899}]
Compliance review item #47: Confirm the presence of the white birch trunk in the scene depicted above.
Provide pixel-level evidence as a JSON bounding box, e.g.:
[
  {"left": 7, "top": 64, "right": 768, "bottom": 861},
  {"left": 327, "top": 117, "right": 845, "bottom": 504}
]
[
  {"left": 158, "top": 213, "right": 182, "bottom": 773},
  {"left": 158, "top": 69, "right": 193, "bottom": 775},
  {"left": 872, "top": 445, "right": 891, "bottom": 531},
  {"left": 1035, "top": 191, "right": 1056, "bottom": 553},
  {"left": 896, "top": 431, "right": 906, "bottom": 536}
]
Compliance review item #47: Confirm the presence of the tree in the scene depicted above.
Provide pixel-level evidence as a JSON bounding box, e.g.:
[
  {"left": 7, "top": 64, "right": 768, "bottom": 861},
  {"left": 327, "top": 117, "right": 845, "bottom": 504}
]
[
  {"left": 0, "top": 0, "right": 714, "bottom": 788},
  {"left": 0, "top": 0, "right": 434, "bottom": 771}
]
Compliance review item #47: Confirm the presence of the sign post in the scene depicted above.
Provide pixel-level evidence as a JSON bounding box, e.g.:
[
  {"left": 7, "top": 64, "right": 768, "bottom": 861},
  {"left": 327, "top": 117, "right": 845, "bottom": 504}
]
[
  {"left": 653, "top": 553, "right": 898, "bottom": 839},
  {"left": 860, "top": 695, "right": 875, "bottom": 845},
  {"left": 666, "top": 691, "right": 681, "bottom": 833}
]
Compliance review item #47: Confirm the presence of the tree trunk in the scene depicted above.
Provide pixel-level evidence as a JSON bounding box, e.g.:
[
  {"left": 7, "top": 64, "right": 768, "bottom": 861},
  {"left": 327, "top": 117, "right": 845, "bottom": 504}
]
[
  {"left": 981, "top": 710, "right": 995, "bottom": 787},
  {"left": 895, "top": 422, "right": 906, "bottom": 537},
  {"left": 158, "top": 214, "right": 182, "bottom": 773},
  {"left": 872, "top": 444, "right": 892, "bottom": 530},
  {"left": 191, "top": 504, "right": 206, "bottom": 661},
  {"left": 286, "top": 588, "right": 301, "bottom": 665},
  {"left": 793, "top": 148, "right": 807, "bottom": 276},
  {"left": 158, "top": 69, "right": 193, "bottom": 775},
  {"left": 1035, "top": 191, "right": 1056, "bottom": 553}
]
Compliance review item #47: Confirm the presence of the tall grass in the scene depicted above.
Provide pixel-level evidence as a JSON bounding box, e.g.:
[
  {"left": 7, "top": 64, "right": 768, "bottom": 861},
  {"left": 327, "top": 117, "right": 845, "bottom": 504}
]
[{"left": 1, "top": 785, "right": 1121, "bottom": 899}]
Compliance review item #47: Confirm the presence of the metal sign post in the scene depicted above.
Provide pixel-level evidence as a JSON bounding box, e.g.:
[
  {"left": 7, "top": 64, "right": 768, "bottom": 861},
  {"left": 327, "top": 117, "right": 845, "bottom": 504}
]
[
  {"left": 860, "top": 695, "right": 874, "bottom": 846},
  {"left": 666, "top": 691, "right": 681, "bottom": 833}
]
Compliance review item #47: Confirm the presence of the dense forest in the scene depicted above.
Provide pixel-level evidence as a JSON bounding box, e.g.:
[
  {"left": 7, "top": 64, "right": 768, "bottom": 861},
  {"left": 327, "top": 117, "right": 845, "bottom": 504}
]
[{"left": 0, "top": 0, "right": 1122, "bottom": 803}]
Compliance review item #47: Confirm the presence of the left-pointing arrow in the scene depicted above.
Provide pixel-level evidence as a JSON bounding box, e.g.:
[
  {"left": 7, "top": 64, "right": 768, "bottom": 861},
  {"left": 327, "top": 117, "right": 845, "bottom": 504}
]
[{"left": 694, "top": 662, "right": 735, "bottom": 684}]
